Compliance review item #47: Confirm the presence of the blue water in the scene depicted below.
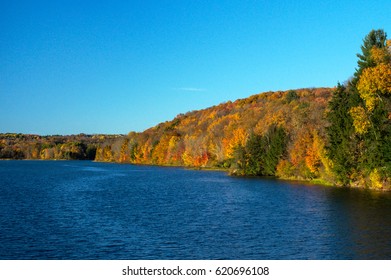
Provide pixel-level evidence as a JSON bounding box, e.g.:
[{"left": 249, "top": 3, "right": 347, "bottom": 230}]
[{"left": 0, "top": 160, "right": 390, "bottom": 260}]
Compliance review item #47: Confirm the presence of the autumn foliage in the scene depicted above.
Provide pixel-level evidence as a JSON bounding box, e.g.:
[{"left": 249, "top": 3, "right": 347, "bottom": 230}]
[{"left": 95, "top": 87, "right": 333, "bottom": 182}]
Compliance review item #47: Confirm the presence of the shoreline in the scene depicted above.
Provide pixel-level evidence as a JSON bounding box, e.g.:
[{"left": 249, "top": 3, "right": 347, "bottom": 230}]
[{"left": 2, "top": 158, "right": 390, "bottom": 191}]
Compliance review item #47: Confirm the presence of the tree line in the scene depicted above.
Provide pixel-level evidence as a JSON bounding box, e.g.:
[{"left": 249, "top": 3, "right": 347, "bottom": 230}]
[{"left": 0, "top": 133, "right": 122, "bottom": 160}]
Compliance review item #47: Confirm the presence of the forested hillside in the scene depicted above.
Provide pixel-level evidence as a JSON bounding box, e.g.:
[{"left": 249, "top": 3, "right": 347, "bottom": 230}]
[
  {"left": 96, "top": 29, "right": 391, "bottom": 190},
  {"left": 95, "top": 87, "right": 333, "bottom": 182}
]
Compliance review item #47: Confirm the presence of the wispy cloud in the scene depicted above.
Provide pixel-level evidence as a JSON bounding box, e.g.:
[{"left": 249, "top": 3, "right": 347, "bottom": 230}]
[{"left": 174, "top": 87, "right": 207, "bottom": 92}]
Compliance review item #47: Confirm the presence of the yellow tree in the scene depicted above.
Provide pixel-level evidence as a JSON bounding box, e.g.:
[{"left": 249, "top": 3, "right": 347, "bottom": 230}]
[
  {"left": 151, "top": 134, "right": 171, "bottom": 165},
  {"left": 119, "top": 139, "right": 130, "bottom": 163},
  {"left": 223, "top": 127, "right": 248, "bottom": 159},
  {"left": 357, "top": 63, "right": 391, "bottom": 111},
  {"left": 349, "top": 106, "right": 371, "bottom": 134},
  {"left": 166, "top": 135, "right": 181, "bottom": 164},
  {"left": 304, "top": 130, "right": 332, "bottom": 178}
]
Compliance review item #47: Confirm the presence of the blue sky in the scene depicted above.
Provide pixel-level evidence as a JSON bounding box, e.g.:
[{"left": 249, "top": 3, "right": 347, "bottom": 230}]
[{"left": 1, "top": 0, "right": 390, "bottom": 135}]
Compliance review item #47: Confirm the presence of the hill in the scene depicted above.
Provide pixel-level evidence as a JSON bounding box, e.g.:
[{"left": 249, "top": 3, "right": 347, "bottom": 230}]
[
  {"left": 96, "top": 88, "right": 334, "bottom": 181},
  {"left": 96, "top": 29, "right": 391, "bottom": 190}
]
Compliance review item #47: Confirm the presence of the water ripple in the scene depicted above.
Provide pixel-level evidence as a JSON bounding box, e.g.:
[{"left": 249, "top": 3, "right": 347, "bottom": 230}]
[{"left": 0, "top": 160, "right": 390, "bottom": 259}]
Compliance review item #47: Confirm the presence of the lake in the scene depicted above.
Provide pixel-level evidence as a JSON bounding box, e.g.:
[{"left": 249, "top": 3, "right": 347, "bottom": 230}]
[{"left": 0, "top": 160, "right": 390, "bottom": 259}]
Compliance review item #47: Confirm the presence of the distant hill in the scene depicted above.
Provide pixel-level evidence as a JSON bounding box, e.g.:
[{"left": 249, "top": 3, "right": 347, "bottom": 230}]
[{"left": 0, "top": 133, "right": 123, "bottom": 160}]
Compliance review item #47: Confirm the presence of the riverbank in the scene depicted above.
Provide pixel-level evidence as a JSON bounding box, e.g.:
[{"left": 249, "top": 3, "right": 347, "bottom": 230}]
[
  {"left": 107, "top": 160, "right": 391, "bottom": 192},
  {"left": 2, "top": 157, "right": 390, "bottom": 191}
]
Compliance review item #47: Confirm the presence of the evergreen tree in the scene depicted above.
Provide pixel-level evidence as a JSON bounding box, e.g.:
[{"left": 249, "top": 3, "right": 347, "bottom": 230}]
[
  {"left": 326, "top": 84, "right": 360, "bottom": 185},
  {"left": 232, "top": 125, "right": 287, "bottom": 177},
  {"left": 354, "top": 29, "right": 387, "bottom": 83},
  {"left": 260, "top": 125, "right": 287, "bottom": 176},
  {"left": 245, "top": 133, "right": 263, "bottom": 175},
  {"left": 354, "top": 29, "right": 390, "bottom": 186},
  {"left": 327, "top": 29, "right": 390, "bottom": 188},
  {"left": 232, "top": 144, "right": 247, "bottom": 175}
]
